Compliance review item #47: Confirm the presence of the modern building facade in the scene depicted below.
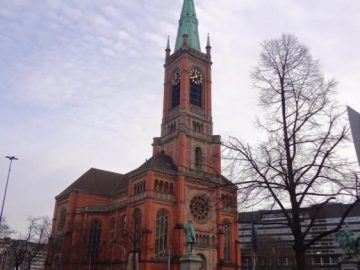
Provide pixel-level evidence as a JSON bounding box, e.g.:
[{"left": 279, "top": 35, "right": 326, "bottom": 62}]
[
  {"left": 0, "top": 238, "right": 47, "bottom": 270},
  {"left": 238, "top": 203, "right": 360, "bottom": 270},
  {"left": 46, "top": 1, "right": 239, "bottom": 270}
]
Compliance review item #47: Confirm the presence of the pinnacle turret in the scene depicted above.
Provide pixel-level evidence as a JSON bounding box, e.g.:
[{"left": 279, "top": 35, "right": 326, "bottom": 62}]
[
  {"left": 166, "top": 36, "right": 171, "bottom": 50},
  {"left": 174, "top": 0, "right": 201, "bottom": 52}
]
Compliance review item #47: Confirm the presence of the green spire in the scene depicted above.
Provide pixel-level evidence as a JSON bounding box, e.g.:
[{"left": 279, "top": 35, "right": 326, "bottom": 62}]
[{"left": 174, "top": 0, "right": 201, "bottom": 52}]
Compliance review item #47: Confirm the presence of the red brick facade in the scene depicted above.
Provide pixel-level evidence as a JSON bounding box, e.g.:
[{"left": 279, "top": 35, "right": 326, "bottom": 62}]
[{"left": 46, "top": 2, "right": 240, "bottom": 270}]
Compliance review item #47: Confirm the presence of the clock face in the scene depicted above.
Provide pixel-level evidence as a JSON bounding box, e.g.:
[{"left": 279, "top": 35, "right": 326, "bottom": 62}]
[
  {"left": 171, "top": 68, "right": 181, "bottom": 86},
  {"left": 189, "top": 68, "right": 203, "bottom": 85}
]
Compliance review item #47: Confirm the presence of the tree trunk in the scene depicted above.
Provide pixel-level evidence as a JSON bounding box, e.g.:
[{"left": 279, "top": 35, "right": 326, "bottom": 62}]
[{"left": 295, "top": 249, "right": 306, "bottom": 270}]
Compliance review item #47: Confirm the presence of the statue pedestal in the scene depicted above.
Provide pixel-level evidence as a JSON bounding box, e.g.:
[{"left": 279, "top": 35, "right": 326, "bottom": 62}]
[{"left": 180, "top": 254, "right": 202, "bottom": 270}]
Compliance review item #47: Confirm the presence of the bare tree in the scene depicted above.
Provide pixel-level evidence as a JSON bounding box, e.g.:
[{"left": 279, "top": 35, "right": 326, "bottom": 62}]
[
  {"left": 224, "top": 34, "right": 360, "bottom": 270},
  {"left": 11, "top": 216, "right": 51, "bottom": 270}
]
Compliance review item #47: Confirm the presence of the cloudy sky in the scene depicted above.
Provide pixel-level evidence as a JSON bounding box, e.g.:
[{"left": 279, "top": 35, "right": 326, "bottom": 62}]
[{"left": 1, "top": 0, "right": 359, "bottom": 233}]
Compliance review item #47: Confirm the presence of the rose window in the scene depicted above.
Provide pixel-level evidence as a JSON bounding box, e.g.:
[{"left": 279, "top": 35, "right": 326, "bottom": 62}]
[{"left": 189, "top": 195, "right": 209, "bottom": 222}]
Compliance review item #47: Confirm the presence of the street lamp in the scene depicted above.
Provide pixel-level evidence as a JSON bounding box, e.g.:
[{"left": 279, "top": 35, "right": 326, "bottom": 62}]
[{"left": 0, "top": 156, "right": 18, "bottom": 227}]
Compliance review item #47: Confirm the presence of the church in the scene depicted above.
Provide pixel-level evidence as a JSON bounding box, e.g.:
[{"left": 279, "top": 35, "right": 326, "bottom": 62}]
[{"left": 46, "top": 1, "right": 240, "bottom": 269}]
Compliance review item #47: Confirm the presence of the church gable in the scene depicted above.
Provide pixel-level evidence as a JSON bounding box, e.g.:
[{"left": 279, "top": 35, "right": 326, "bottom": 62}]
[{"left": 57, "top": 168, "right": 127, "bottom": 198}]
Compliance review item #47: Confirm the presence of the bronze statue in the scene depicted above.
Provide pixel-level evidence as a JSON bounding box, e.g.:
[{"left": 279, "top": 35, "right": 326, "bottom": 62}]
[{"left": 184, "top": 220, "right": 196, "bottom": 255}]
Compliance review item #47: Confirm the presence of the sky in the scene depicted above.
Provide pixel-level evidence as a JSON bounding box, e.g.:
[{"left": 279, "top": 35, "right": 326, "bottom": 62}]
[{"left": 0, "top": 0, "right": 360, "bottom": 233}]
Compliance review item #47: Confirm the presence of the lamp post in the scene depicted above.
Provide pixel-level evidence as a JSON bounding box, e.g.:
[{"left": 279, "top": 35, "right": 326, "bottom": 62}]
[{"left": 0, "top": 156, "right": 18, "bottom": 227}]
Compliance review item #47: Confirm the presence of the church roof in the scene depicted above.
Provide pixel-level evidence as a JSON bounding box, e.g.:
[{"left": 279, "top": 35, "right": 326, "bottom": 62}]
[
  {"left": 57, "top": 168, "right": 128, "bottom": 198},
  {"left": 128, "top": 151, "right": 178, "bottom": 177},
  {"left": 174, "top": 0, "right": 201, "bottom": 52}
]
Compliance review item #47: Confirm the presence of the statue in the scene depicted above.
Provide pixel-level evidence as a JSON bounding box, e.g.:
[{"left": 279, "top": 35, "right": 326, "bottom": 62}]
[
  {"left": 184, "top": 220, "right": 196, "bottom": 255},
  {"left": 335, "top": 229, "right": 360, "bottom": 260}
]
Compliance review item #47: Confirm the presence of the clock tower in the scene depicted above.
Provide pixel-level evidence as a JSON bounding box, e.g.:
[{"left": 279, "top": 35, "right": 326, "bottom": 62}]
[
  {"left": 153, "top": 0, "right": 220, "bottom": 177},
  {"left": 152, "top": 0, "right": 240, "bottom": 269},
  {"left": 46, "top": 1, "right": 240, "bottom": 270}
]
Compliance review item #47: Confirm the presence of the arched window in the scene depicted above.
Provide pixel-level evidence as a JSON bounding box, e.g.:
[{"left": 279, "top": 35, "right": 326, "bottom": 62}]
[
  {"left": 154, "top": 180, "right": 159, "bottom": 191},
  {"left": 88, "top": 219, "right": 102, "bottom": 261},
  {"left": 189, "top": 67, "right": 203, "bottom": 107},
  {"left": 142, "top": 181, "right": 146, "bottom": 192},
  {"left": 109, "top": 217, "right": 115, "bottom": 241},
  {"left": 58, "top": 207, "right": 66, "bottom": 230},
  {"left": 171, "top": 68, "right": 181, "bottom": 108},
  {"left": 120, "top": 215, "right": 127, "bottom": 242},
  {"left": 195, "top": 147, "right": 202, "bottom": 170},
  {"left": 134, "top": 208, "right": 142, "bottom": 249},
  {"left": 223, "top": 219, "right": 231, "bottom": 261},
  {"left": 170, "top": 183, "right": 174, "bottom": 194},
  {"left": 155, "top": 209, "right": 169, "bottom": 257}
]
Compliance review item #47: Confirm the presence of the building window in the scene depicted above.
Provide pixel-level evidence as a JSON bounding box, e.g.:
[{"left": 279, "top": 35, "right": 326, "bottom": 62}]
[
  {"left": 155, "top": 209, "right": 169, "bottom": 257},
  {"left": 120, "top": 215, "right": 127, "bottom": 242},
  {"left": 134, "top": 180, "right": 145, "bottom": 195},
  {"left": 58, "top": 207, "right": 66, "bottom": 230},
  {"left": 189, "top": 68, "right": 203, "bottom": 107},
  {"left": 223, "top": 219, "right": 231, "bottom": 261},
  {"left": 134, "top": 208, "right": 142, "bottom": 250},
  {"left": 88, "top": 219, "right": 102, "bottom": 261},
  {"left": 194, "top": 147, "right": 202, "bottom": 170},
  {"left": 171, "top": 68, "right": 181, "bottom": 108},
  {"left": 109, "top": 217, "right": 115, "bottom": 241}
]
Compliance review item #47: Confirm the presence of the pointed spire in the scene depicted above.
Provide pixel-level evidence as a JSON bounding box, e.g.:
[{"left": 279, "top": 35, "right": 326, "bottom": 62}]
[{"left": 174, "top": 0, "right": 201, "bottom": 52}]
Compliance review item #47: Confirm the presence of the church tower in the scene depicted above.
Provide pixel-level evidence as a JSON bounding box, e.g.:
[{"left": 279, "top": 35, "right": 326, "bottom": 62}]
[
  {"left": 153, "top": 0, "right": 221, "bottom": 176},
  {"left": 46, "top": 1, "right": 240, "bottom": 270},
  {"left": 151, "top": 0, "right": 240, "bottom": 269}
]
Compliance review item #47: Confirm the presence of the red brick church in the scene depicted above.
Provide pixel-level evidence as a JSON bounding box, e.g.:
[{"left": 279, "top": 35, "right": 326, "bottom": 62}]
[{"left": 46, "top": 1, "right": 240, "bottom": 269}]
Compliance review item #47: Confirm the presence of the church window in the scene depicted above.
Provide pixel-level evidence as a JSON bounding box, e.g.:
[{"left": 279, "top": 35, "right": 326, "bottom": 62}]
[
  {"left": 171, "top": 68, "right": 181, "bottom": 108},
  {"left": 170, "top": 183, "right": 174, "bottom": 194},
  {"left": 189, "top": 195, "right": 209, "bottom": 222},
  {"left": 109, "top": 217, "right": 115, "bottom": 241},
  {"left": 133, "top": 180, "right": 145, "bottom": 195},
  {"left": 194, "top": 147, "right": 202, "bottom": 170},
  {"left": 88, "top": 219, "right": 102, "bottom": 261},
  {"left": 120, "top": 215, "right": 127, "bottom": 242},
  {"left": 222, "top": 194, "right": 234, "bottom": 210},
  {"left": 141, "top": 181, "right": 146, "bottom": 192},
  {"left": 134, "top": 208, "right": 142, "bottom": 249},
  {"left": 189, "top": 68, "right": 203, "bottom": 107},
  {"left": 154, "top": 180, "right": 159, "bottom": 191},
  {"left": 164, "top": 182, "right": 169, "bottom": 193},
  {"left": 58, "top": 207, "right": 66, "bottom": 230},
  {"left": 223, "top": 219, "right": 231, "bottom": 261},
  {"left": 155, "top": 209, "right": 169, "bottom": 257}
]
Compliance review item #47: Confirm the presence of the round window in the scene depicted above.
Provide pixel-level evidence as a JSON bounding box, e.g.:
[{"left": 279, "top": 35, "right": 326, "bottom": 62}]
[{"left": 189, "top": 195, "right": 209, "bottom": 222}]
